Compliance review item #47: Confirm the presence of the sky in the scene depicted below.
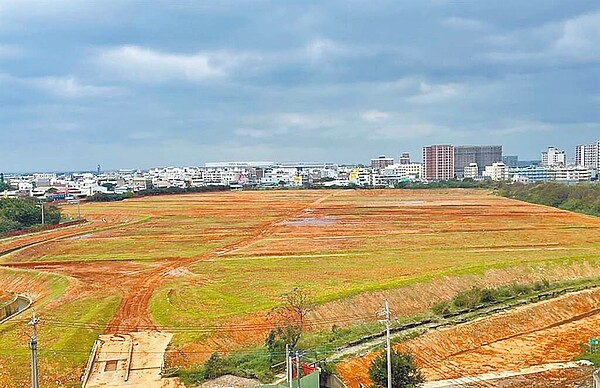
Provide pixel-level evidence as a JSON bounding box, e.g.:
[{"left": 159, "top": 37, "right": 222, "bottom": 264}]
[{"left": 1, "top": 0, "right": 599, "bottom": 172}]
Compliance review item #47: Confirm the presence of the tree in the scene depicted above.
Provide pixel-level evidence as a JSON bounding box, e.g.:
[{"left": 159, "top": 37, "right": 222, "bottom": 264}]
[
  {"left": 368, "top": 349, "right": 424, "bottom": 388},
  {"left": 265, "top": 324, "right": 302, "bottom": 361},
  {"left": 265, "top": 288, "right": 315, "bottom": 355},
  {"left": 279, "top": 287, "right": 315, "bottom": 327}
]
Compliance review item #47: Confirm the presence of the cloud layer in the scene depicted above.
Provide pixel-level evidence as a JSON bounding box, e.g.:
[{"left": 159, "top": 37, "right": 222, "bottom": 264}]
[{"left": 0, "top": 1, "right": 599, "bottom": 171}]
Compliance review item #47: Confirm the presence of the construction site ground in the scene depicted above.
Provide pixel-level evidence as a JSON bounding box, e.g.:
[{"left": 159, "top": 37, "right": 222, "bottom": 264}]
[
  {"left": 83, "top": 331, "right": 182, "bottom": 388},
  {"left": 2, "top": 189, "right": 600, "bottom": 386}
]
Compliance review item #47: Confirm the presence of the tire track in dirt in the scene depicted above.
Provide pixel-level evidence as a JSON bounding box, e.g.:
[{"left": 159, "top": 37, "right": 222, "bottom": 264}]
[{"left": 104, "top": 191, "right": 342, "bottom": 334}]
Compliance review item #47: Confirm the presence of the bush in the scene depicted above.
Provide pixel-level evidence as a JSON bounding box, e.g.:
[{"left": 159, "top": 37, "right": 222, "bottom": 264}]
[
  {"left": 499, "top": 182, "right": 600, "bottom": 217},
  {"left": 202, "top": 352, "right": 233, "bottom": 380},
  {"left": 452, "top": 287, "right": 483, "bottom": 310},
  {"left": 368, "top": 349, "right": 424, "bottom": 388},
  {"left": 87, "top": 192, "right": 134, "bottom": 202},
  {"left": 533, "top": 279, "right": 551, "bottom": 291},
  {"left": 431, "top": 301, "right": 452, "bottom": 317},
  {"left": 507, "top": 283, "right": 532, "bottom": 296},
  {"left": 432, "top": 281, "right": 556, "bottom": 317}
]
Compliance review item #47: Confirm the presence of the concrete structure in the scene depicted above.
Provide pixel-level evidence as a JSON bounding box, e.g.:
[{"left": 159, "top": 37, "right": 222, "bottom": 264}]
[
  {"left": 375, "top": 163, "right": 423, "bottom": 186},
  {"left": 575, "top": 141, "right": 600, "bottom": 170},
  {"left": 370, "top": 155, "right": 395, "bottom": 171},
  {"left": 463, "top": 163, "right": 479, "bottom": 179},
  {"left": 399, "top": 152, "right": 411, "bottom": 165},
  {"left": 511, "top": 166, "right": 551, "bottom": 183},
  {"left": 502, "top": 155, "right": 519, "bottom": 168},
  {"left": 349, "top": 168, "right": 371, "bottom": 186},
  {"left": 483, "top": 162, "right": 509, "bottom": 181},
  {"left": 454, "top": 145, "right": 503, "bottom": 178},
  {"left": 541, "top": 147, "right": 566, "bottom": 167},
  {"left": 83, "top": 331, "right": 175, "bottom": 388},
  {"left": 423, "top": 145, "right": 455, "bottom": 181},
  {"left": 551, "top": 166, "right": 593, "bottom": 183}
]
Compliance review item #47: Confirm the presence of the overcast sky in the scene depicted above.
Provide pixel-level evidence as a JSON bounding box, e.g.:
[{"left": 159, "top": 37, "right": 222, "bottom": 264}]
[{"left": 1, "top": 0, "right": 599, "bottom": 172}]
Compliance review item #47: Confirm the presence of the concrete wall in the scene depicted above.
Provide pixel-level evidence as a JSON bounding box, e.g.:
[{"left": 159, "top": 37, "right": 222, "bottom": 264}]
[{"left": 0, "top": 295, "right": 31, "bottom": 323}]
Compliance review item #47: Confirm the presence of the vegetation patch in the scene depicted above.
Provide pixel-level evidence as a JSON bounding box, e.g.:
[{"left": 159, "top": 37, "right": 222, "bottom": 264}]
[
  {"left": 0, "top": 198, "right": 61, "bottom": 233},
  {"left": 575, "top": 343, "right": 600, "bottom": 366},
  {"left": 0, "top": 293, "right": 120, "bottom": 387},
  {"left": 499, "top": 182, "right": 600, "bottom": 217},
  {"left": 431, "top": 280, "right": 551, "bottom": 317}
]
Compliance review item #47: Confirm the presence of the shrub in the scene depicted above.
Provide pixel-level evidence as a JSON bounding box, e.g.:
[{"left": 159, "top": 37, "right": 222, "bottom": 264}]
[
  {"left": 368, "top": 349, "right": 424, "bottom": 388},
  {"left": 202, "top": 352, "right": 233, "bottom": 380},
  {"left": 431, "top": 301, "right": 452, "bottom": 316},
  {"left": 533, "top": 279, "right": 551, "bottom": 291}
]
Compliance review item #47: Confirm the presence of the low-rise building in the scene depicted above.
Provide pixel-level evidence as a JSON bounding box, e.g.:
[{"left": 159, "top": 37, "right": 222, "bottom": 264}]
[
  {"left": 483, "top": 162, "right": 509, "bottom": 181},
  {"left": 551, "top": 165, "right": 593, "bottom": 183},
  {"left": 511, "top": 166, "right": 551, "bottom": 183},
  {"left": 371, "top": 156, "right": 395, "bottom": 171},
  {"left": 463, "top": 163, "right": 479, "bottom": 179}
]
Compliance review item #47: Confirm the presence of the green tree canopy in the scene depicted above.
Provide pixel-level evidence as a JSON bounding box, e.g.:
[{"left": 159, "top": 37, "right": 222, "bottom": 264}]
[
  {"left": 368, "top": 349, "right": 424, "bottom": 388},
  {"left": 0, "top": 198, "right": 61, "bottom": 233}
]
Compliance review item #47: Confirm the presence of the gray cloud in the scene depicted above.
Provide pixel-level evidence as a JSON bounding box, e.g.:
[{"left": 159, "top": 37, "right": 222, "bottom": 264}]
[{"left": 1, "top": 1, "right": 599, "bottom": 171}]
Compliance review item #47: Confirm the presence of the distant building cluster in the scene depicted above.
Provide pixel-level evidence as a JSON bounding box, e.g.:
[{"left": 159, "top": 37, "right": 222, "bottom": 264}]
[{"left": 2, "top": 140, "right": 599, "bottom": 199}]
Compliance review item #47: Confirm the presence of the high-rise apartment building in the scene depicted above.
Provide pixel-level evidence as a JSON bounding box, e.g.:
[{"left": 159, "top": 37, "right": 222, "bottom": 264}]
[
  {"left": 423, "top": 145, "right": 454, "bottom": 180},
  {"left": 454, "top": 145, "right": 503, "bottom": 178},
  {"left": 541, "top": 147, "right": 566, "bottom": 166},
  {"left": 575, "top": 141, "right": 600, "bottom": 170}
]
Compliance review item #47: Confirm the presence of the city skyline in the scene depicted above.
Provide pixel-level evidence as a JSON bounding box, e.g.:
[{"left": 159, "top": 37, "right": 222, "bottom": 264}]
[
  {"left": 1, "top": 1, "right": 599, "bottom": 172},
  {"left": 1, "top": 141, "right": 592, "bottom": 175}
]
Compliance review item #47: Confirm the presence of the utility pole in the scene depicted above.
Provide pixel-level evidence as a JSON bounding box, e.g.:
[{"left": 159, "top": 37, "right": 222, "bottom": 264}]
[
  {"left": 28, "top": 310, "right": 40, "bottom": 388},
  {"left": 378, "top": 299, "right": 392, "bottom": 388},
  {"left": 40, "top": 202, "right": 44, "bottom": 226},
  {"left": 286, "top": 344, "right": 292, "bottom": 388},
  {"left": 296, "top": 350, "right": 301, "bottom": 388}
]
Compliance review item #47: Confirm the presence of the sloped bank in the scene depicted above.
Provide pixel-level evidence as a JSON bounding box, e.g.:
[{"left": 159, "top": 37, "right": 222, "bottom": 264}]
[{"left": 337, "top": 286, "right": 600, "bottom": 387}]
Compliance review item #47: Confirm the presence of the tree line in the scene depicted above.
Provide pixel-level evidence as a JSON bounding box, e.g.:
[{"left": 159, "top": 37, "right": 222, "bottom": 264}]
[
  {"left": 0, "top": 198, "right": 61, "bottom": 233},
  {"left": 87, "top": 185, "right": 230, "bottom": 202},
  {"left": 498, "top": 182, "right": 600, "bottom": 216}
]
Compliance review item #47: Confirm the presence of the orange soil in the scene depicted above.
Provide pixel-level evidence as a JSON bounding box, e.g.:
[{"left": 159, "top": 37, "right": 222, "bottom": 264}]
[
  {"left": 0, "top": 290, "right": 11, "bottom": 304},
  {"left": 337, "top": 288, "right": 600, "bottom": 387},
  {"left": 0, "top": 268, "right": 60, "bottom": 304},
  {"left": 0, "top": 191, "right": 338, "bottom": 334},
  {"left": 0, "top": 219, "right": 122, "bottom": 255},
  {"left": 468, "top": 366, "right": 593, "bottom": 387},
  {"left": 3, "top": 189, "right": 600, "bottom": 382}
]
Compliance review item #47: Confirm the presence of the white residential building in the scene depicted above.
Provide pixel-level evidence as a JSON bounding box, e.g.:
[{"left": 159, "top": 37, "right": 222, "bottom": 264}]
[
  {"left": 551, "top": 166, "right": 593, "bottom": 182},
  {"left": 383, "top": 163, "right": 422, "bottom": 180},
  {"left": 541, "top": 147, "right": 566, "bottom": 167},
  {"left": 349, "top": 168, "right": 372, "bottom": 186},
  {"left": 463, "top": 163, "right": 479, "bottom": 179},
  {"left": 575, "top": 141, "right": 600, "bottom": 170},
  {"left": 483, "top": 162, "right": 509, "bottom": 181}
]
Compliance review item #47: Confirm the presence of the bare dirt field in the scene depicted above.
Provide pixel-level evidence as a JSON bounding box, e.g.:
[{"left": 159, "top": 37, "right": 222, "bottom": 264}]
[{"left": 2, "top": 189, "right": 600, "bottom": 386}]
